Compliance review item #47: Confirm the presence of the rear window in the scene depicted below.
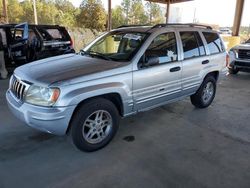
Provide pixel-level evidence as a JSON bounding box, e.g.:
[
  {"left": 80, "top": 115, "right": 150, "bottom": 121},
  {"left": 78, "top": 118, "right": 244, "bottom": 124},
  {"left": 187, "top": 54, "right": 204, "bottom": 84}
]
[
  {"left": 203, "top": 32, "right": 225, "bottom": 54},
  {"left": 37, "top": 27, "right": 68, "bottom": 41},
  {"left": 46, "top": 29, "right": 63, "bottom": 39}
]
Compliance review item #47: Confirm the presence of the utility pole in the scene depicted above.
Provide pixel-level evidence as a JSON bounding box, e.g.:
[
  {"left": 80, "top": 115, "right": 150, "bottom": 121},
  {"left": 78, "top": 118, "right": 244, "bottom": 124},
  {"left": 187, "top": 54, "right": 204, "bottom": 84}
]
[
  {"left": 193, "top": 8, "right": 197, "bottom": 23},
  {"left": 107, "top": 0, "right": 111, "bottom": 31},
  {"left": 2, "top": 0, "right": 8, "bottom": 23},
  {"left": 33, "top": 0, "right": 38, "bottom": 24},
  {"left": 166, "top": 0, "right": 170, "bottom": 23}
]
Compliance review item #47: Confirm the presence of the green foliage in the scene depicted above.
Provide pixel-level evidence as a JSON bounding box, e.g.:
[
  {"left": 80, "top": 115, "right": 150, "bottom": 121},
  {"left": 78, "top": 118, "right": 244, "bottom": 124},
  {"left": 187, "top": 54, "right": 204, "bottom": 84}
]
[
  {"left": 119, "top": 0, "right": 165, "bottom": 26},
  {"left": 0, "top": 0, "right": 165, "bottom": 30},
  {"left": 76, "top": 0, "right": 106, "bottom": 31},
  {"left": 8, "top": 0, "right": 24, "bottom": 23},
  {"left": 121, "top": 0, "right": 131, "bottom": 24},
  {"left": 130, "top": 0, "right": 148, "bottom": 25},
  {"left": 146, "top": 2, "right": 165, "bottom": 24},
  {"left": 112, "top": 6, "right": 126, "bottom": 29}
]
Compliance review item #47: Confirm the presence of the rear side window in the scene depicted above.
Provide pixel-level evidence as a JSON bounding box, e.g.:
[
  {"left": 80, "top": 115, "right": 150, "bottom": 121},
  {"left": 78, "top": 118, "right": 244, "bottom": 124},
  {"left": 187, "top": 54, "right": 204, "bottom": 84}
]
[
  {"left": 180, "top": 31, "right": 206, "bottom": 59},
  {"left": 203, "top": 32, "right": 224, "bottom": 54}
]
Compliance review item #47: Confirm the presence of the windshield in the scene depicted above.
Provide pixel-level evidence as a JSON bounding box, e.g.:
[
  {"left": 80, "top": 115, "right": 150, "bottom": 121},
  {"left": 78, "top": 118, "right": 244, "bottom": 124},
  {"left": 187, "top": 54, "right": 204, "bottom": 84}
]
[{"left": 82, "top": 31, "right": 148, "bottom": 62}]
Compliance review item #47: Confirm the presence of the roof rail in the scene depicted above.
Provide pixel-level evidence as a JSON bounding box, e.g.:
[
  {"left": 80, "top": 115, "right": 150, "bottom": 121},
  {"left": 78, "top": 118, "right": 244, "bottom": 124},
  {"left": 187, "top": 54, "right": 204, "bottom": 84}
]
[
  {"left": 117, "top": 24, "right": 151, "bottom": 28},
  {"left": 151, "top": 23, "right": 213, "bottom": 30}
]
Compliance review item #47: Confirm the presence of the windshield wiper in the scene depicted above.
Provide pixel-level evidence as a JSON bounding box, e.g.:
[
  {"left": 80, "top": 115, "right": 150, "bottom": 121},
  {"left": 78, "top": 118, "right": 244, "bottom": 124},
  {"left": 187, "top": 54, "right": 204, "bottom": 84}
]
[{"left": 79, "top": 50, "right": 113, "bottom": 61}]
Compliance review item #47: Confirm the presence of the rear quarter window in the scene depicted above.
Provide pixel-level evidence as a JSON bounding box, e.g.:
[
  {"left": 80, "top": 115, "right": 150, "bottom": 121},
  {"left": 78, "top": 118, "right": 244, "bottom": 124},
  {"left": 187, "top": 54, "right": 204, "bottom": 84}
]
[{"left": 203, "top": 32, "right": 225, "bottom": 54}]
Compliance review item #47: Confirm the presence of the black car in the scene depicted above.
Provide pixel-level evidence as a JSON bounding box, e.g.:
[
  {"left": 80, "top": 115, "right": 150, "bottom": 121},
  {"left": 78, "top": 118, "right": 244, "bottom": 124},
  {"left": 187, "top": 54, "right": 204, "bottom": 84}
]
[{"left": 0, "top": 22, "right": 75, "bottom": 72}]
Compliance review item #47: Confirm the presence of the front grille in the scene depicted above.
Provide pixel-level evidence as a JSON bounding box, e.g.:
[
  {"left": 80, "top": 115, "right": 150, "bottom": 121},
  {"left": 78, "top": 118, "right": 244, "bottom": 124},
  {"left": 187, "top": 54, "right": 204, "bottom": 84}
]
[
  {"left": 10, "top": 76, "right": 28, "bottom": 101},
  {"left": 235, "top": 61, "right": 250, "bottom": 67},
  {"left": 238, "top": 49, "right": 250, "bottom": 59}
]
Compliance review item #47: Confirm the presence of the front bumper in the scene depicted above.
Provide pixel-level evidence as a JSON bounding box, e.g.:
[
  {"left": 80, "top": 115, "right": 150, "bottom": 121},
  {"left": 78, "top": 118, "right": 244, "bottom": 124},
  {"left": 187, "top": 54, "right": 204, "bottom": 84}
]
[
  {"left": 6, "top": 90, "right": 76, "bottom": 135},
  {"left": 229, "top": 57, "right": 250, "bottom": 71}
]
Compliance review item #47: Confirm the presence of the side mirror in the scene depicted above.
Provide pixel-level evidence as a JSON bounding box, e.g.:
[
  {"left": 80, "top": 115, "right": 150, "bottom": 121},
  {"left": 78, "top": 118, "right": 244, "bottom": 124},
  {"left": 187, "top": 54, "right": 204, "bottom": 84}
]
[{"left": 144, "top": 56, "right": 159, "bottom": 67}]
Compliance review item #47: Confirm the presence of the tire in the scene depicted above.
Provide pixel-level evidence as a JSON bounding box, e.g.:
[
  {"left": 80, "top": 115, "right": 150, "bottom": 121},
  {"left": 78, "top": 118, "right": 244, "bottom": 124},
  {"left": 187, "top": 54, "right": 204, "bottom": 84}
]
[
  {"left": 190, "top": 76, "right": 216, "bottom": 108},
  {"left": 70, "top": 98, "right": 120, "bottom": 152},
  {"left": 228, "top": 67, "right": 239, "bottom": 74}
]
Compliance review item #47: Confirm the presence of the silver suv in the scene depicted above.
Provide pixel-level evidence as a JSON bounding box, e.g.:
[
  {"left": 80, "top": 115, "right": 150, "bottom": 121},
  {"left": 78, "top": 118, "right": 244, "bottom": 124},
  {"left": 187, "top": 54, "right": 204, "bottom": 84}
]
[
  {"left": 228, "top": 38, "right": 250, "bottom": 74},
  {"left": 6, "top": 24, "right": 227, "bottom": 151}
]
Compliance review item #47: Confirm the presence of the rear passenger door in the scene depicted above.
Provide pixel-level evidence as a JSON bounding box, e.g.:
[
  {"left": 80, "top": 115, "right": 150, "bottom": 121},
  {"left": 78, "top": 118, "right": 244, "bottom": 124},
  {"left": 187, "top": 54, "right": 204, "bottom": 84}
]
[
  {"left": 202, "top": 32, "right": 226, "bottom": 71},
  {"left": 133, "top": 32, "right": 182, "bottom": 111},
  {"left": 179, "top": 31, "right": 207, "bottom": 95}
]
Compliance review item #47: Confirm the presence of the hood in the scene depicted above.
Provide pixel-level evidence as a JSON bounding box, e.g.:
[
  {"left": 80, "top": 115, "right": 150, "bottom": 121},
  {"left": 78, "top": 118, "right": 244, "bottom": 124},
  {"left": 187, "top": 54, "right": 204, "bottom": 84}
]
[
  {"left": 232, "top": 43, "right": 250, "bottom": 50},
  {"left": 14, "top": 54, "right": 127, "bottom": 85}
]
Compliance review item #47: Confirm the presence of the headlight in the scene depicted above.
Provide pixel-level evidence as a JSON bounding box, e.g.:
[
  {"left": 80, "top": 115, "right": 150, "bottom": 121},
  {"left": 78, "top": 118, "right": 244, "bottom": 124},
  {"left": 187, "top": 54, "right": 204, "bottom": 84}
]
[{"left": 25, "top": 85, "right": 60, "bottom": 106}]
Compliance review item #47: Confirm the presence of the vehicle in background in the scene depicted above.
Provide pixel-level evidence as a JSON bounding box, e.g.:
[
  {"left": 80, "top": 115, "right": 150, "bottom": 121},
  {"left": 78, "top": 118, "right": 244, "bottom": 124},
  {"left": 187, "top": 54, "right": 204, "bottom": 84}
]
[
  {"left": 228, "top": 38, "right": 250, "bottom": 74},
  {"left": 219, "top": 27, "right": 232, "bottom": 35},
  {"left": 6, "top": 23, "right": 227, "bottom": 152},
  {"left": 0, "top": 23, "right": 75, "bottom": 75}
]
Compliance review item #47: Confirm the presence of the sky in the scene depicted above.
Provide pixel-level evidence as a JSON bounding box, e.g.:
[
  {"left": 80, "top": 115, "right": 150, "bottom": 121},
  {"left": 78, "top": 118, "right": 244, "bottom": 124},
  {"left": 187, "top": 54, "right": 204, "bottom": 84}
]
[{"left": 69, "top": 0, "right": 250, "bottom": 27}]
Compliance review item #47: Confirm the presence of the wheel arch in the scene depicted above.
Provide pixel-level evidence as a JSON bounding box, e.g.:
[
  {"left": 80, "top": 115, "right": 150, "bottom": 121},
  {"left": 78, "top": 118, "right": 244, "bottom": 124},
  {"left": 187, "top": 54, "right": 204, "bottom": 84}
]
[
  {"left": 204, "top": 71, "right": 219, "bottom": 81},
  {"left": 66, "top": 92, "right": 124, "bottom": 134}
]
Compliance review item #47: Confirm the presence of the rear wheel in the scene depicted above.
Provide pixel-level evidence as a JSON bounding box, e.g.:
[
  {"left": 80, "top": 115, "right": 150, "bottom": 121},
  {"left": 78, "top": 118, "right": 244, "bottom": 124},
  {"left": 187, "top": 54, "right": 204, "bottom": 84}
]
[
  {"left": 228, "top": 67, "right": 239, "bottom": 74},
  {"left": 70, "top": 98, "right": 120, "bottom": 152},
  {"left": 190, "top": 76, "right": 216, "bottom": 108}
]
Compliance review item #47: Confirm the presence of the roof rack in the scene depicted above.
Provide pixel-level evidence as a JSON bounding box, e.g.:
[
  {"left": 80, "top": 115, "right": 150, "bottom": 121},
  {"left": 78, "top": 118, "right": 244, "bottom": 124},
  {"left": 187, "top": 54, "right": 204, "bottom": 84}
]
[
  {"left": 151, "top": 23, "right": 212, "bottom": 30},
  {"left": 117, "top": 24, "right": 151, "bottom": 28}
]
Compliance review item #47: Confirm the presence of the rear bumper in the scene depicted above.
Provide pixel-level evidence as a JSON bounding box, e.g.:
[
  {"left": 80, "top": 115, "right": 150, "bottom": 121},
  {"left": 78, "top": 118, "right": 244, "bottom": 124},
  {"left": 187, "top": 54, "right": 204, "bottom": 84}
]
[{"left": 6, "top": 90, "right": 76, "bottom": 135}]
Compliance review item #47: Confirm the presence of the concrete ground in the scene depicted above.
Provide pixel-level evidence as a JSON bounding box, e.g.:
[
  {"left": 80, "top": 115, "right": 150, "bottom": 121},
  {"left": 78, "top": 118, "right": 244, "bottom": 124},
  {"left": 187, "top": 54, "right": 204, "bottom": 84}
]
[{"left": 0, "top": 73, "right": 250, "bottom": 188}]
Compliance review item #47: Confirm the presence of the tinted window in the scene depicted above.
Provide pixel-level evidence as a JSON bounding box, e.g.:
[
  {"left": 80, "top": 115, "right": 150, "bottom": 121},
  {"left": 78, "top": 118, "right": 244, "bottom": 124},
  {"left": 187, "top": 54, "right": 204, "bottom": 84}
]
[
  {"left": 145, "top": 32, "right": 178, "bottom": 64},
  {"left": 180, "top": 31, "right": 205, "bottom": 59},
  {"left": 203, "top": 32, "right": 224, "bottom": 54}
]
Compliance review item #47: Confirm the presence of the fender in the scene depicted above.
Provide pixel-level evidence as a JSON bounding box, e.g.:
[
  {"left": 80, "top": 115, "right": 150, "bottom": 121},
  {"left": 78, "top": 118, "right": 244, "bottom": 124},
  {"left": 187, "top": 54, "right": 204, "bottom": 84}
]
[{"left": 56, "top": 82, "right": 134, "bottom": 116}]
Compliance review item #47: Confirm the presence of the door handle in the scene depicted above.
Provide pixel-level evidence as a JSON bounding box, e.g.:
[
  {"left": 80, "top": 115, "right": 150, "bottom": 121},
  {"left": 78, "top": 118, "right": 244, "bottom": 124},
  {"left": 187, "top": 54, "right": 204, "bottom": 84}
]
[
  {"left": 170, "top": 66, "right": 181, "bottom": 72},
  {"left": 202, "top": 60, "right": 210, "bottom": 64}
]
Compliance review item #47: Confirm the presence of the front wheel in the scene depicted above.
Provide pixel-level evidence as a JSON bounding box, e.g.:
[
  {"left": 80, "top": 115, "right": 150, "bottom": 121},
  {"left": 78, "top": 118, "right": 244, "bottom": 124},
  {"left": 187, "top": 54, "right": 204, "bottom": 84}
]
[
  {"left": 70, "top": 98, "right": 120, "bottom": 152},
  {"left": 190, "top": 76, "right": 216, "bottom": 108}
]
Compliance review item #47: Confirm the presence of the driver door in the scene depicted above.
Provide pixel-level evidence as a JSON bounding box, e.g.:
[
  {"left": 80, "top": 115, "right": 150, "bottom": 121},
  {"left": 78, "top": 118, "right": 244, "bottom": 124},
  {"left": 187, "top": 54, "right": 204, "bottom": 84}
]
[
  {"left": 9, "top": 22, "right": 29, "bottom": 64},
  {"left": 133, "top": 32, "right": 182, "bottom": 111}
]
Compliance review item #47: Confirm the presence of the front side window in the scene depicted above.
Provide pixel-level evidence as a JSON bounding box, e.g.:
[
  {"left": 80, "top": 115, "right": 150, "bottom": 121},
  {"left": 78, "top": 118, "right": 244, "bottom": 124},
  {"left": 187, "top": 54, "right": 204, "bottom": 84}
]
[
  {"left": 83, "top": 31, "right": 148, "bottom": 62},
  {"left": 203, "top": 32, "right": 224, "bottom": 54},
  {"left": 180, "top": 31, "right": 205, "bottom": 59},
  {"left": 145, "top": 32, "right": 178, "bottom": 64}
]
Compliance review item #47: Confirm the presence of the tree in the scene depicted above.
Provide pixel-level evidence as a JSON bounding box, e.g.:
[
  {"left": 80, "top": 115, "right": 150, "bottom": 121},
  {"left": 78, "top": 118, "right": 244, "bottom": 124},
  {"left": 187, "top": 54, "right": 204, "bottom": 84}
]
[
  {"left": 121, "top": 0, "right": 131, "bottom": 24},
  {"left": 111, "top": 6, "right": 125, "bottom": 28},
  {"left": 130, "top": 0, "right": 148, "bottom": 25},
  {"left": 21, "top": 0, "right": 36, "bottom": 24},
  {"left": 7, "top": 0, "right": 24, "bottom": 23},
  {"left": 146, "top": 2, "right": 165, "bottom": 24},
  {"left": 76, "top": 0, "right": 106, "bottom": 31}
]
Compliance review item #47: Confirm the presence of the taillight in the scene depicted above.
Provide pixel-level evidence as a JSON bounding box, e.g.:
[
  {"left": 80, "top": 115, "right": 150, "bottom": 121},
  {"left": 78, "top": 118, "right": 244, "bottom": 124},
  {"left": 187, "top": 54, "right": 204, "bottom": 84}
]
[{"left": 226, "top": 54, "right": 230, "bottom": 67}]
